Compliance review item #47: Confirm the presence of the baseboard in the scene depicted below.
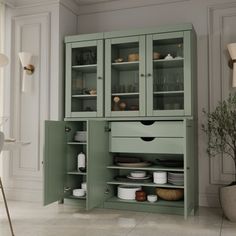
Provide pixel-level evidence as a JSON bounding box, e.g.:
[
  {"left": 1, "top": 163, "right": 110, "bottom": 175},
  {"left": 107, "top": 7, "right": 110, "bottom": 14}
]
[
  {"left": 2, "top": 188, "right": 42, "bottom": 203},
  {"left": 199, "top": 193, "right": 220, "bottom": 207}
]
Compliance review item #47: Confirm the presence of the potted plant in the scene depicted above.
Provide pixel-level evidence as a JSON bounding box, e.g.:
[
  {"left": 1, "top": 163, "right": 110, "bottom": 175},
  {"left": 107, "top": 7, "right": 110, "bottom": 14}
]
[{"left": 202, "top": 93, "right": 236, "bottom": 221}]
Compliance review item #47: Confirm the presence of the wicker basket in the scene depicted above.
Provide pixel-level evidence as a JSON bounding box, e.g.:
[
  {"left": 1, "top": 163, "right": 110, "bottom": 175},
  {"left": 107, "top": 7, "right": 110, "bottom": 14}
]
[{"left": 156, "top": 188, "right": 184, "bottom": 201}]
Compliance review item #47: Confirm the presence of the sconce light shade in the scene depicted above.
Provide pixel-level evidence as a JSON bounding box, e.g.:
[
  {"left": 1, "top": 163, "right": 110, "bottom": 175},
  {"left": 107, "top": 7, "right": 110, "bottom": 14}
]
[
  {"left": 18, "top": 52, "right": 32, "bottom": 67},
  {"left": 0, "top": 53, "right": 9, "bottom": 67},
  {"left": 18, "top": 52, "right": 35, "bottom": 92},
  {"left": 227, "top": 43, "right": 236, "bottom": 87},
  {"left": 227, "top": 43, "right": 236, "bottom": 60}
]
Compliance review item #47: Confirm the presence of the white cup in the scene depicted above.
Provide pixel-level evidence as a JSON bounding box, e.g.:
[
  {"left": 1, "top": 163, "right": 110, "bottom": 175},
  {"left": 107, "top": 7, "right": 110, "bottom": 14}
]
[
  {"left": 147, "top": 194, "right": 158, "bottom": 203},
  {"left": 81, "top": 182, "right": 87, "bottom": 192},
  {"left": 153, "top": 171, "right": 167, "bottom": 184}
]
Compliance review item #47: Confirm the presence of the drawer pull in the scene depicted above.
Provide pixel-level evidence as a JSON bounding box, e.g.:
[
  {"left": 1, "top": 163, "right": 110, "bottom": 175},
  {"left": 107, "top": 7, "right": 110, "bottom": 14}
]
[
  {"left": 140, "top": 137, "right": 155, "bottom": 142},
  {"left": 140, "top": 121, "right": 155, "bottom": 126}
]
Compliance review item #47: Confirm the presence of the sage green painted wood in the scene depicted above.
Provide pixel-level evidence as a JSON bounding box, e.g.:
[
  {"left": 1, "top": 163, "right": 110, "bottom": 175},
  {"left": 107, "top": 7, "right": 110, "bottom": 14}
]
[
  {"left": 152, "top": 31, "right": 184, "bottom": 41},
  {"left": 105, "top": 39, "right": 112, "bottom": 117},
  {"left": 105, "top": 35, "right": 146, "bottom": 117},
  {"left": 65, "top": 32, "right": 104, "bottom": 43},
  {"left": 96, "top": 40, "right": 104, "bottom": 117},
  {"left": 184, "top": 119, "right": 194, "bottom": 218},
  {"left": 146, "top": 34, "right": 153, "bottom": 116},
  {"left": 71, "top": 40, "right": 97, "bottom": 49},
  {"left": 111, "top": 121, "right": 184, "bottom": 137},
  {"left": 44, "top": 121, "right": 66, "bottom": 206},
  {"left": 65, "top": 43, "right": 72, "bottom": 118},
  {"left": 110, "top": 137, "right": 183, "bottom": 154},
  {"left": 86, "top": 120, "right": 110, "bottom": 210},
  {"left": 139, "top": 35, "right": 146, "bottom": 116},
  {"left": 104, "top": 197, "right": 184, "bottom": 215},
  {"left": 66, "top": 39, "right": 104, "bottom": 118},
  {"left": 64, "top": 116, "right": 193, "bottom": 122},
  {"left": 110, "top": 36, "right": 142, "bottom": 44},
  {"left": 146, "top": 31, "right": 187, "bottom": 117},
  {"left": 104, "top": 23, "right": 193, "bottom": 39},
  {"left": 183, "top": 31, "right": 192, "bottom": 116}
]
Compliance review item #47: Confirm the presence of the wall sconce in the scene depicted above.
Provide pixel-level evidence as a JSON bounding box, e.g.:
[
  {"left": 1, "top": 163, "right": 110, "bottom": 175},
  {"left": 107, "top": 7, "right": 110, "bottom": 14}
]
[
  {"left": 227, "top": 43, "right": 236, "bottom": 87},
  {"left": 18, "top": 52, "right": 35, "bottom": 92}
]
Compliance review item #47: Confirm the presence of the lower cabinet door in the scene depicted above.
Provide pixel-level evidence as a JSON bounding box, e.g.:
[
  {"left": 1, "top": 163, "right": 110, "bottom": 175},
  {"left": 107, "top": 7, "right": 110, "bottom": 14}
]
[
  {"left": 86, "top": 120, "right": 110, "bottom": 210},
  {"left": 44, "top": 121, "right": 67, "bottom": 206}
]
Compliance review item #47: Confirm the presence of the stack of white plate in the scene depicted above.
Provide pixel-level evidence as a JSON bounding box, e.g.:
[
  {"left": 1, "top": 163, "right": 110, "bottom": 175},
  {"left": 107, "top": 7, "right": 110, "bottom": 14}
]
[
  {"left": 117, "top": 185, "right": 141, "bottom": 200},
  {"left": 168, "top": 172, "right": 184, "bottom": 186}
]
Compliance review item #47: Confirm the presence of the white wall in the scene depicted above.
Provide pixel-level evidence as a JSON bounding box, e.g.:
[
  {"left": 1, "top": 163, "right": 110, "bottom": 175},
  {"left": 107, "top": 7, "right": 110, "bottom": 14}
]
[
  {"left": 2, "top": 1, "right": 77, "bottom": 202},
  {"left": 77, "top": 0, "right": 236, "bottom": 207}
]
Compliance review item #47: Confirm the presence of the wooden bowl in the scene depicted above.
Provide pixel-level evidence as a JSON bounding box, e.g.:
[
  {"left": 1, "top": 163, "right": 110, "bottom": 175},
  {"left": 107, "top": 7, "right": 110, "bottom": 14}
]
[
  {"left": 156, "top": 188, "right": 184, "bottom": 201},
  {"left": 128, "top": 53, "right": 139, "bottom": 62},
  {"left": 153, "top": 52, "right": 161, "bottom": 60}
]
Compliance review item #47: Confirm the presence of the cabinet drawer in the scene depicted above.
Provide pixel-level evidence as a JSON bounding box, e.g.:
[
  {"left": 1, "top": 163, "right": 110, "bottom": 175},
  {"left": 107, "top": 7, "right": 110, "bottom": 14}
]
[
  {"left": 110, "top": 137, "right": 183, "bottom": 154},
  {"left": 111, "top": 121, "right": 183, "bottom": 138}
]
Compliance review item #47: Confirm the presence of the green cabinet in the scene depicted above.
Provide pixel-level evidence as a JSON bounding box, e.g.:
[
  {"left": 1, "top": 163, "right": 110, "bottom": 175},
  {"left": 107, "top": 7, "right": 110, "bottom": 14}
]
[
  {"left": 105, "top": 36, "right": 146, "bottom": 117},
  {"left": 44, "top": 24, "right": 197, "bottom": 218},
  {"left": 44, "top": 120, "right": 110, "bottom": 210},
  {"left": 105, "top": 30, "right": 194, "bottom": 117},
  {"left": 105, "top": 119, "right": 196, "bottom": 218},
  {"left": 64, "top": 24, "right": 196, "bottom": 118},
  {"left": 65, "top": 34, "right": 104, "bottom": 118}
]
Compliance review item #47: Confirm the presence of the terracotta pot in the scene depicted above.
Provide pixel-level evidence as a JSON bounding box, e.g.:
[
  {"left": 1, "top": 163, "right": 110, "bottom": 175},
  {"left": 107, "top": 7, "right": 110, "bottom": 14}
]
[{"left": 220, "top": 185, "right": 236, "bottom": 222}]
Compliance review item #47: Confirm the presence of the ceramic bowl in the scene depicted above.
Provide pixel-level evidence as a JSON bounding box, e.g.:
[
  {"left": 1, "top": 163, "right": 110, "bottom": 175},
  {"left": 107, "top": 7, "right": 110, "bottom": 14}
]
[
  {"left": 156, "top": 188, "right": 184, "bottom": 201},
  {"left": 118, "top": 185, "right": 141, "bottom": 200},
  {"left": 147, "top": 194, "right": 158, "bottom": 203},
  {"left": 73, "top": 188, "right": 85, "bottom": 197},
  {"left": 74, "top": 131, "right": 87, "bottom": 142},
  {"left": 130, "top": 171, "right": 146, "bottom": 178}
]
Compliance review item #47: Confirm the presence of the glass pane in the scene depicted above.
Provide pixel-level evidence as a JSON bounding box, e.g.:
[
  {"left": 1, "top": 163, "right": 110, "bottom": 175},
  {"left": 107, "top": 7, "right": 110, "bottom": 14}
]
[
  {"left": 71, "top": 46, "right": 97, "bottom": 112},
  {"left": 152, "top": 37, "right": 184, "bottom": 111},
  {"left": 111, "top": 42, "right": 140, "bottom": 112}
]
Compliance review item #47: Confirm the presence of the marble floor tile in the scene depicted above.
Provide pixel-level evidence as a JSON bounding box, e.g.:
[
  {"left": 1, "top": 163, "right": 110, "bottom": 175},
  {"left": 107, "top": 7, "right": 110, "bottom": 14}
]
[
  {"left": 1, "top": 201, "right": 236, "bottom": 236},
  {"left": 221, "top": 216, "right": 236, "bottom": 236}
]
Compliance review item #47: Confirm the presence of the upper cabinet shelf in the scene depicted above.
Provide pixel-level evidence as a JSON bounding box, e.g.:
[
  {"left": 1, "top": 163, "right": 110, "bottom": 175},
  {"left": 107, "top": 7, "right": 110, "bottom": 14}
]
[
  {"left": 72, "top": 64, "right": 97, "bottom": 73},
  {"left": 153, "top": 58, "right": 184, "bottom": 69},
  {"left": 111, "top": 61, "right": 139, "bottom": 71}
]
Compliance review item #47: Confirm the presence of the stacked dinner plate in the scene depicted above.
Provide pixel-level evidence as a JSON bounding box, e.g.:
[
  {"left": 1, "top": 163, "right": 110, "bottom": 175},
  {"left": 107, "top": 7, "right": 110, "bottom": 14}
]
[{"left": 168, "top": 172, "right": 184, "bottom": 186}]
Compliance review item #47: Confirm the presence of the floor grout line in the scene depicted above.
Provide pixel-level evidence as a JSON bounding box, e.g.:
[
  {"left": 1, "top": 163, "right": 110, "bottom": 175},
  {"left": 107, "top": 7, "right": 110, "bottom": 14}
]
[{"left": 220, "top": 213, "right": 224, "bottom": 236}]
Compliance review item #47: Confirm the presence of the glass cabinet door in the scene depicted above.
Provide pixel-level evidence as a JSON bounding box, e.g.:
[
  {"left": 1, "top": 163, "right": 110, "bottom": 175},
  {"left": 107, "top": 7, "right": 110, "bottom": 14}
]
[
  {"left": 146, "top": 31, "right": 191, "bottom": 116},
  {"left": 65, "top": 40, "right": 103, "bottom": 118},
  {"left": 105, "top": 36, "right": 146, "bottom": 117}
]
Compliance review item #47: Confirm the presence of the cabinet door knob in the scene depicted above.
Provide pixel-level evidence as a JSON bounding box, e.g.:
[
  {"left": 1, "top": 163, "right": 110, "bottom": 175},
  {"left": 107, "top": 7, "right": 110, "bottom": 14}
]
[
  {"left": 98, "top": 76, "right": 102, "bottom": 80},
  {"left": 140, "top": 74, "right": 145, "bottom": 77},
  {"left": 147, "top": 73, "right": 152, "bottom": 77}
]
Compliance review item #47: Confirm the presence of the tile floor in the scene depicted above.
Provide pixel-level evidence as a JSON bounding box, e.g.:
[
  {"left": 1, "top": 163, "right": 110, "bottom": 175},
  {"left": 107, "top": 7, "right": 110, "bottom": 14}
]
[{"left": 0, "top": 201, "right": 236, "bottom": 236}]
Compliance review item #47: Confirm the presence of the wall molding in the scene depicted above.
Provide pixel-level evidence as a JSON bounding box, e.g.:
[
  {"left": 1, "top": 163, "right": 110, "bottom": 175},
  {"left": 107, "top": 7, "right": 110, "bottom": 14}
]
[
  {"left": 7, "top": 12, "right": 50, "bottom": 201},
  {"left": 208, "top": 2, "right": 236, "bottom": 185},
  {"left": 76, "top": 0, "right": 190, "bottom": 16},
  {"left": 4, "top": 0, "right": 80, "bottom": 15}
]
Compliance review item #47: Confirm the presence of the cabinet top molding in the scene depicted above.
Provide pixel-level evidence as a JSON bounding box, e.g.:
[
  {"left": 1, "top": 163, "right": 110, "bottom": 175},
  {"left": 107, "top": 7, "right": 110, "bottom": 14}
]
[{"left": 65, "top": 23, "right": 194, "bottom": 43}]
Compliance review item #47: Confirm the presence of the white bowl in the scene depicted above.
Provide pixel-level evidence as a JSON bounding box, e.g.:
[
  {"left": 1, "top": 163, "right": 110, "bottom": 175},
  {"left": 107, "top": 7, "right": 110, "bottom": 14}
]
[
  {"left": 74, "top": 131, "right": 87, "bottom": 142},
  {"left": 73, "top": 188, "right": 85, "bottom": 197},
  {"left": 147, "top": 195, "right": 158, "bottom": 203},
  {"left": 118, "top": 185, "right": 141, "bottom": 200},
  {"left": 130, "top": 171, "right": 146, "bottom": 178}
]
